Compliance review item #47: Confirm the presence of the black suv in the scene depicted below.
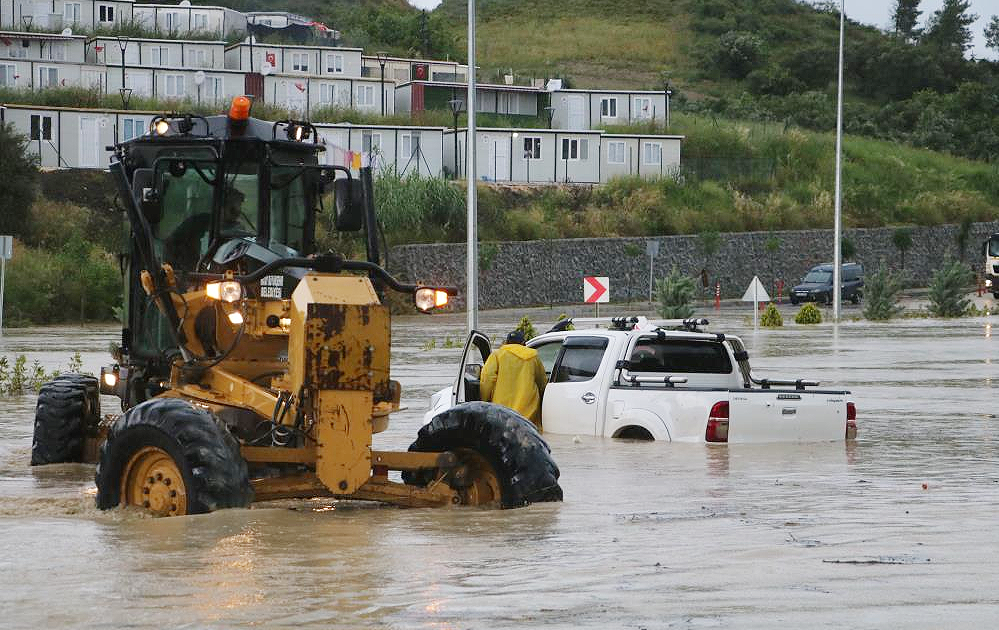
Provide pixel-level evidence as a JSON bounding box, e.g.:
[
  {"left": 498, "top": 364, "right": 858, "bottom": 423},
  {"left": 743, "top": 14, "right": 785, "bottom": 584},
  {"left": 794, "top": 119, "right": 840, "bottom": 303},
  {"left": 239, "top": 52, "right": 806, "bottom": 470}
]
[{"left": 790, "top": 263, "right": 864, "bottom": 305}]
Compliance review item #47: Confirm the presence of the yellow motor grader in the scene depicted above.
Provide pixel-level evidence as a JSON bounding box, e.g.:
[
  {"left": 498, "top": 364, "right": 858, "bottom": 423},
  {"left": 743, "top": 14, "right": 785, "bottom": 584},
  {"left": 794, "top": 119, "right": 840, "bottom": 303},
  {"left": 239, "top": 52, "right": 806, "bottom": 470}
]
[{"left": 30, "top": 97, "right": 562, "bottom": 516}]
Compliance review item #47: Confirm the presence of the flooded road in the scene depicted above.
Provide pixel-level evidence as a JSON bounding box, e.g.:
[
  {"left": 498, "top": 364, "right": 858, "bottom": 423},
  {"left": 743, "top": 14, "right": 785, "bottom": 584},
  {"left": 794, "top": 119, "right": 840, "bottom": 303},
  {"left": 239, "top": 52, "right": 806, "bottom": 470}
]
[{"left": 2, "top": 306, "right": 998, "bottom": 628}]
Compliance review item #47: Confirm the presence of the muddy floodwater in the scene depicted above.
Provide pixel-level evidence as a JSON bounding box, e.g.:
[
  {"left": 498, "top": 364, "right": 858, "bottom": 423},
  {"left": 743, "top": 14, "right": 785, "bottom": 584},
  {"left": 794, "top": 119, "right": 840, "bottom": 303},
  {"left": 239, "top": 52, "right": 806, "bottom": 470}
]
[{"left": 1, "top": 305, "right": 998, "bottom": 628}]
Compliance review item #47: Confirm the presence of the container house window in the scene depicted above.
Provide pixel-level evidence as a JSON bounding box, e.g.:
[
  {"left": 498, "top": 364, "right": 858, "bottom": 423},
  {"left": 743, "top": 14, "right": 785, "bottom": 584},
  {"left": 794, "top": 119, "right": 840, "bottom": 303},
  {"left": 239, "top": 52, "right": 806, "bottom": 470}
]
[
  {"left": 291, "top": 53, "right": 309, "bottom": 72},
  {"left": 122, "top": 117, "right": 145, "bottom": 141},
  {"left": 643, "top": 142, "right": 663, "bottom": 165},
  {"left": 98, "top": 5, "right": 114, "bottom": 22},
  {"left": 357, "top": 84, "right": 374, "bottom": 106},
  {"left": 165, "top": 12, "right": 180, "bottom": 32},
  {"left": 0, "top": 64, "right": 15, "bottom": 87},
  {"left": 607, "top": 140, "right": 625, "bottom": 164},
  {"left": 523, "top": 136, "right": 541, "bottom": 160},
  {"left": 63, "top": 2, "right": 81, "bottom": 23},
  {"left": 151, "top": 46, "right": 170, "bottom": 66},
  {"left": 319, "top": 83, "right": 334, "bottom": 105},
  {"left": 192, "top": 12, "right": 208, "bottom": 30},
  {"left": 362, "top": 131, "right": 381, "bottom": 153},
  {"left": 9, "top": 41, "right": 28, "bottom": 58},
  {"left": 204, "top": 76, "right": 223, "bottom": 102},
  {"left": 30, "top": 115, "right": 53, "bottom": 140},
  {"left": 326, "top": 53, "right": 343, "bottom": 73},
  {"left": 165, "top": 74, "right": 185, "bottom": 97},
  {"left": 401, "top": 132, "right": 421, "bottom": 157},
  {"left": 600, "top": 97, "right": 617, "bottom": 118},
  {"left": 38, "top": 66, "right": 59, "bottom": 88},
  {"left": 561, "top": 138, "right": 588, "bottom": 161},
  {"left": 634, "top": 97, "right": 653, "bottom": 119}
]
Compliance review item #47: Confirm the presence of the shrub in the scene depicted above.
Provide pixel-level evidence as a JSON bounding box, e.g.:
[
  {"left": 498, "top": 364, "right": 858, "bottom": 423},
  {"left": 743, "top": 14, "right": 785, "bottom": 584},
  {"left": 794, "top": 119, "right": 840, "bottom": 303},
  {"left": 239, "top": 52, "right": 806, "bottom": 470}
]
[
  {"left": 863, "top": 265, "right": 905, "bottom": 320},
  {"left": 655, "top": 266, "right": 696, "bottom": 319},
  {"left": 0, "top": 123, "right": 39, "bottom": 238},
  {"left": 514, "top": 316, "right": 537, "bottom": 341},
  {"left": 713, "top": 31, "right": 765, "bottom": 79},
  {"left": 927, "top": 260, "right": 973, "bottom": 317},
  {"left": 794, "top": 303, "right": 823, "bottom": 324},
  {"left": 760, "top": 303, "right": 783, "bottom": 327}
]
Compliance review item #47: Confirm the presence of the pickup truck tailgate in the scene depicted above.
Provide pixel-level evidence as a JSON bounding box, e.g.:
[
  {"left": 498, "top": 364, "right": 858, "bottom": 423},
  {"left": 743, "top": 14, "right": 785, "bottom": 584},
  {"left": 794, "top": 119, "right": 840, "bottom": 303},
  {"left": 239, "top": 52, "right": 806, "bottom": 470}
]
[{"left": 727, "top": 391, "right": 848, "bottom": 442}]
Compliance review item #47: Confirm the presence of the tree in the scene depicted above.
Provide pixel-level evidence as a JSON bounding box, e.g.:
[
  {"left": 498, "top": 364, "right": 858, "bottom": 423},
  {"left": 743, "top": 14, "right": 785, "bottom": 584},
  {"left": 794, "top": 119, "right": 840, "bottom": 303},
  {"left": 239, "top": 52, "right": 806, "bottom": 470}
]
[
  {"left": 0, "top": 123, "right": 39, "bottom": 238},
  {"left": 986, "top": 15, "right": 999, "bottom": 52},
  {"left": 924, "top": 0, "right": 977, "bottom": 52},
  {"left": 655, "top": 267, "right": 696, "bottom": 319},
  {"left": 893, "top": 0, "right": 922, "bottom": 40}
]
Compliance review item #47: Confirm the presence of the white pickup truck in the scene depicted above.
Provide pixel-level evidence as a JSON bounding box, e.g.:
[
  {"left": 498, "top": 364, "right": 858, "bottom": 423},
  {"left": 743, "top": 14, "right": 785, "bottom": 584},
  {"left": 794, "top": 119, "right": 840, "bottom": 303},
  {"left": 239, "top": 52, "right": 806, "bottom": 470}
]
[{"left": 426, "top": 317, "right": 857, "bottom": 443}]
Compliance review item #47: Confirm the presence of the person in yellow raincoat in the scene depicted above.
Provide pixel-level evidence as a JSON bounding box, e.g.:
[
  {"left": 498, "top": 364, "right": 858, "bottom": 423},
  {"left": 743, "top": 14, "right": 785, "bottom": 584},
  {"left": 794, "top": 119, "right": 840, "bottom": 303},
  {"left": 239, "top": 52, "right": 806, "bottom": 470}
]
[{"left": 480, "top": 330, "right": 548, "bottom": 429}]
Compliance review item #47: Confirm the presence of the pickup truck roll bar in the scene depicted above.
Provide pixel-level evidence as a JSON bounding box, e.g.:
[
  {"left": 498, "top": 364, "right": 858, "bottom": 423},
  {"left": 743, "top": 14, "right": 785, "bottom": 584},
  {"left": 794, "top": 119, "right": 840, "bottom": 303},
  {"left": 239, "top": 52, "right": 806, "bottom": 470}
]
[{"left": 726, "top": 337, "right": 820, "bottom": 390}]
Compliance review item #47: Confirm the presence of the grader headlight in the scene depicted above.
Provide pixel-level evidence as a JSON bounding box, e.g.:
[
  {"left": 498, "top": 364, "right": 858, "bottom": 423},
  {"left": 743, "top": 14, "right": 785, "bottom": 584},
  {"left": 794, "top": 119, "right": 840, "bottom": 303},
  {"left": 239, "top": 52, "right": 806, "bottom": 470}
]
[
  {"left": 415, "top": 287, "right": 449, "bottom": 313},
  {"left": 206, "top": 280, "right": 243, "bottom": 303}
]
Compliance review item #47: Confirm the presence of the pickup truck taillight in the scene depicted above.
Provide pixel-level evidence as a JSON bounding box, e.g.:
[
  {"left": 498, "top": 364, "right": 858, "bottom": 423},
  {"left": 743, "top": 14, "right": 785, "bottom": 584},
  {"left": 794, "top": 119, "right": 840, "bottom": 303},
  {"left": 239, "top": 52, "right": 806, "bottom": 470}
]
[
  {"left": 706, "top": 401, "right": 729, "bottom": 443},
  {"left": 846, "top": 402, "right": 857, "bottom": 439}
]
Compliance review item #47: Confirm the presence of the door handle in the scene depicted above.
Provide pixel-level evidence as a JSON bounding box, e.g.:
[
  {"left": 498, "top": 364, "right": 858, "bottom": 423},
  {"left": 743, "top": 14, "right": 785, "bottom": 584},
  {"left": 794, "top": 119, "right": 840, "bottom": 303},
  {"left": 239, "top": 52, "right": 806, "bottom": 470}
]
[{"left": 581, "top": 392, "right": 596, "bottom": 404}]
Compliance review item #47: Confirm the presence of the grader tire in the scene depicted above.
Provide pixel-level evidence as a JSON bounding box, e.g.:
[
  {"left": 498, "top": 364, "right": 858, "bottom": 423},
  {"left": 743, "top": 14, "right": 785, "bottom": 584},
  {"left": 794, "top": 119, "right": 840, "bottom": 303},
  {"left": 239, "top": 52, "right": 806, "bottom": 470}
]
[
  {"left": 403, "top": 402, "right": 563, "bottom": 508},
  {"left": 31, "top": 374, "right": 100, "bottom": 465},
  {"left": 96, "top": 397, "right": 252, "bottom": 516}
]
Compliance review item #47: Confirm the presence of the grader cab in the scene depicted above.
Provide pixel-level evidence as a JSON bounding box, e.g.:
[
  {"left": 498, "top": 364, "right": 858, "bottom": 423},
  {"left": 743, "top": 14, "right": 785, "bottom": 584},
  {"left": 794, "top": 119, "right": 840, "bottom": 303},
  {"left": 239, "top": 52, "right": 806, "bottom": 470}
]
[{"left": 30, "top": 98, "right": 562, "bottom": 516}]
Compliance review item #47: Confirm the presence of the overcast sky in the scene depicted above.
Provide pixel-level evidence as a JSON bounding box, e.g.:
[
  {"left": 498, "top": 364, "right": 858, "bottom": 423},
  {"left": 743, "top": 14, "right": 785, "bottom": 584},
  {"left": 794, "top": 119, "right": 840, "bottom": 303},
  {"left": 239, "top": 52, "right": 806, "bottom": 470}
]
[{"left": 406, "top": 0, "right": 998, "bottom": 60}]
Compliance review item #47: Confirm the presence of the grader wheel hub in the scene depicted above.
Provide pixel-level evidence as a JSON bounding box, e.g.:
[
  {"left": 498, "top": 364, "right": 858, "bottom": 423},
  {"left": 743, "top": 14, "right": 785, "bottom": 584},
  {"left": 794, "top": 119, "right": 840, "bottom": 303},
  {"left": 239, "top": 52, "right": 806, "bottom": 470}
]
[
  {"left": 453, "top": 449, "right": 501, "bottom": 506},
  {"left": 122, "top": 446, "right": 188, "bottom": 516}
]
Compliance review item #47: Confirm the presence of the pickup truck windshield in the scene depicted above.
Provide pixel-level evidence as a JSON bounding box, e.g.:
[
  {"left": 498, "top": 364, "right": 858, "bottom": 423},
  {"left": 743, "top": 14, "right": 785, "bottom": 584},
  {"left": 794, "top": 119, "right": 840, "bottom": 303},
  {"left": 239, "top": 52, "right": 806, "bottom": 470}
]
[{"left": 629, "top": 339, "right": 733, "bottom": 374}]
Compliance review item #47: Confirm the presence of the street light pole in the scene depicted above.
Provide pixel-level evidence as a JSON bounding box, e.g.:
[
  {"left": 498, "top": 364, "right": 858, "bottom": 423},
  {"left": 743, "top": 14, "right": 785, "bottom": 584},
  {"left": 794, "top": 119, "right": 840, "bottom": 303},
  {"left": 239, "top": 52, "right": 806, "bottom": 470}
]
[
  {"left": 448, "top": 97, "right": 463, "bottom": 179},
  {"left": 376, "top": 51, "right": 387, "bottom": 117},
  {"left": 116, "top": 36, "right": 129, "bottom": 95},
  {"left": 466, "top": 0, "right": 478, "bottom": 333},
  {"left": 833, "top": 0, "right": 845, "bottom": 322}
]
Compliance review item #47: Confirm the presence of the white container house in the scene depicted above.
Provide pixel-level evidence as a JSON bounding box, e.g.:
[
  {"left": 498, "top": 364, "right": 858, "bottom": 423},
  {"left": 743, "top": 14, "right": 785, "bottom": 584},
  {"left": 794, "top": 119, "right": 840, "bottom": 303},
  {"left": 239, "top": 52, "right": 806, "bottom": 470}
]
[
  {"left": 2, "top": 0, "right": 134, "bottom": 31},
  {"left": 0, "top": 30, "right": 88, "bottom": 64},
  {"left": 444, "top": 128, "right": 603, "bottom": 184},
  {"left": 224, "top": 42, "right": 362, "bottom": 78},
  {"left": 132, "top": 2, "right": 246, "bottom": 37},
  {"left": 86, "top": 36, "right": 227, "bottom": 69},
  {"left": 600, "top": 133, "right": 683, "bottom": 181},
  {"left": 361, "top": 55, "right": 467, "bottom": 84},
  {"left": 396, "top": 80, "right": 541, "bottom": 119},
  {"left": 314, "top": 123, "right": 445, "bottom": 178},
  {"left": 244, "top": 11, "right": 311, "bottom": 28},
  {"left": 549, "top": 88, "right": 668, "bottom": 130},
  {"left": 263, "top": 75, "right": 393, "bottom": 117}
]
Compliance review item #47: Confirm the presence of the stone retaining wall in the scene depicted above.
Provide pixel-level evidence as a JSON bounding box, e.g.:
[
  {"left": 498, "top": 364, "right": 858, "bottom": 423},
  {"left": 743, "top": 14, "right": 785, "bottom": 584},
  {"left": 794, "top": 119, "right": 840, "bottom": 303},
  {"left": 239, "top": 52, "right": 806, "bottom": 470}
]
[{"left": 388, "top": 221, "right": 999, "bottom": 310}]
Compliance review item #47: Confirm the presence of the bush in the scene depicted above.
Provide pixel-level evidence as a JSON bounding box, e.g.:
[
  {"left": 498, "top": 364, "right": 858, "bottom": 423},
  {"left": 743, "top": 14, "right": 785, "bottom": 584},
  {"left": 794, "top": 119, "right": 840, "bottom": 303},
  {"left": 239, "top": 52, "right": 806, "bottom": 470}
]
[
  {"left": 794, "top": 303, "right": 823, "bottom": 324},
  {"left": 713, "top": 31, "right": 765, "bottom": 79},
  {"left": 863, "top": 265, "right": 904, "bottom": 321},
  {"left": 514, "top": 316, "right": 537, "bottom": 341},
  {"left": 655, "top": 267, "right": 696, "bottom": 319},
  {"left": 760, "top": 303, "right": 783, "bottom": 327},
  {"left": 4, "top": 238, "right": 121, "bottom": 326},
  {"left": 927, "top": 260, "right": 973, "bottom": 317}
]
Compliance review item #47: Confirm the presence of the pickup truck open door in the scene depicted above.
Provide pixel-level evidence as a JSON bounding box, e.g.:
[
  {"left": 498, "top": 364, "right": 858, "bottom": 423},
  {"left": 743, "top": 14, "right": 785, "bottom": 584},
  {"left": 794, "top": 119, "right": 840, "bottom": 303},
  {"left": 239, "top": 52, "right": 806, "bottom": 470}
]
[
  {"left": 541, "top": 336, "right": 611, "bottom": 435},
  {"left": 453, "top": 331, "right": 492, "bottom": 406}
]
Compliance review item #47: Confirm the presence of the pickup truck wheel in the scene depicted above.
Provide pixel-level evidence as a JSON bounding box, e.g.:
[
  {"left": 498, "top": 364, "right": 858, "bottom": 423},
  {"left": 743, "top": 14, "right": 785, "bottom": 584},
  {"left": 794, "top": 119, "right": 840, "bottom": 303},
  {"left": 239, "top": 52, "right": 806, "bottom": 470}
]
[
  {"left": 96, "top": 398, "right": 253, "bottom": 516},
  {"left": 851, "top": 291, "right": 861, "bottom": 305},
  {"left": 403, "top": 402, "right": 563, "bottom": 508},
  {"left": 790, "top": 297, "right": 799, "bottom": 305}
]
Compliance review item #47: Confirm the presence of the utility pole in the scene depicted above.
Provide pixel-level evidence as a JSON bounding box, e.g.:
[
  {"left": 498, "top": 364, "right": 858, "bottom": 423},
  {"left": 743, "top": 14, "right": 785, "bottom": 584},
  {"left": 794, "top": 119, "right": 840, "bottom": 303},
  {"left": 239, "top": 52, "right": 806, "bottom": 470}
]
[
  {"left": 833, "top": 0, "right": 845, "bottom": 322},
  {"left": 466, "top": 0, "right": 478, "bottom": 332}
]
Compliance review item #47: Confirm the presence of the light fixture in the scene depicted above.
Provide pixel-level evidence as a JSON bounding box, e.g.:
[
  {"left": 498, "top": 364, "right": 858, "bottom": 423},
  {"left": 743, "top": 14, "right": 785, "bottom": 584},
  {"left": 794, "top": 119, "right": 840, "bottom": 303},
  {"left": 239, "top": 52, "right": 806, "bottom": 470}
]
[
  {"left": 228, "top": 311, "right": 244, "bottom": 325},
  {"left": 415, "top": 287, "right": 449, "bottom": 312},
  {"left": 206, "top": 281, "right": 243, "bottom": 302},
  {"left": 153, "top": 119, "right": 170, "bottom": 135}
]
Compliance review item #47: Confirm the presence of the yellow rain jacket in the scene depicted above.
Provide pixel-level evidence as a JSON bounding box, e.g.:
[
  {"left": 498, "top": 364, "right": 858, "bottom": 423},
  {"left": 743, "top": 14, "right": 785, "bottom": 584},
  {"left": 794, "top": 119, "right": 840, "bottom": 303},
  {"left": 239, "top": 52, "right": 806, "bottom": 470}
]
[{"left": 480, "top": 343, "right": 548, "bottom": 428}]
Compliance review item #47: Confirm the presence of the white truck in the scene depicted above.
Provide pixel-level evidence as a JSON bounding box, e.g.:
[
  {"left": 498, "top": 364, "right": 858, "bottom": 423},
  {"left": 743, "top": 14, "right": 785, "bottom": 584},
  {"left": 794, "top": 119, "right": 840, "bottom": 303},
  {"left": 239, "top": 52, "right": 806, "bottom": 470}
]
[{"left": 426, "top": 317, "right": 857, "bottom": 443}]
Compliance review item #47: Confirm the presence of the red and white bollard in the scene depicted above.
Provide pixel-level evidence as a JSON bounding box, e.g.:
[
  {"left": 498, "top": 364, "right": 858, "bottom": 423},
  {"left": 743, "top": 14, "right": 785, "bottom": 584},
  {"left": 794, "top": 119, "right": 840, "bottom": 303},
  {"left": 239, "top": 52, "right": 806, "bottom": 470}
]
[
  {"left": 715, "top": 282, "right": 721, "bottom": 310},
  {"left": 777, "top": 279, "right": 784, "bottom": 304}
]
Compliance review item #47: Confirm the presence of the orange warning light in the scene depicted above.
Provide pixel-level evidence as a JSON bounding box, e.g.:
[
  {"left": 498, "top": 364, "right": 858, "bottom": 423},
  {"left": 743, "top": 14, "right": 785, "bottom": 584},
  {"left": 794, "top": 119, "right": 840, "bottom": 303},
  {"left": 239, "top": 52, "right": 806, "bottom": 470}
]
[{"left": 229, "top": 95, "right": 252, "bottom": 121}]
